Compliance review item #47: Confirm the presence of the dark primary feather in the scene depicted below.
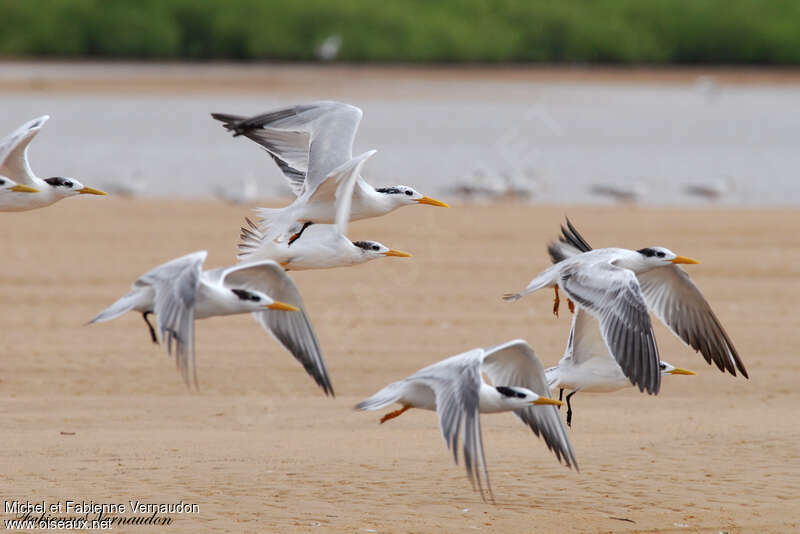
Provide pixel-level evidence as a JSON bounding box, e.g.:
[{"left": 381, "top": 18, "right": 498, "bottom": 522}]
[
  {"left": 562, "top": 218, "right": 593, "bottom": 252},
  {"left": 211, "top": 108, "right": 312, "bottom": 195},
  {"left": 222, "top": 262, "right": 334, "bottom": 396},
  {"left": 549, "top": 217, "right": 594, "bottom": 263},
  {"left": 560, "top": 263, "right": 662, "bottom": 395},
  {"left": 638, "top": 266, "right": 748, "bottom": 378},
  {"left": 212, "top": 102, "right": 362, "bottom": 199}
]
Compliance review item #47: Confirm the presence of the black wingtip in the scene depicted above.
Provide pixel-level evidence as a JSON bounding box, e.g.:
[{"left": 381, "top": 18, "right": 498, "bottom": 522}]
[
  {"left": 560, "top": 216, "right": 593, "bottom": 253},
  {"left": 740, "top": 367, "right": 750, "bottom": 379},
  {"left": 210, "top": 112, "right": 248, "bottom": 136}
]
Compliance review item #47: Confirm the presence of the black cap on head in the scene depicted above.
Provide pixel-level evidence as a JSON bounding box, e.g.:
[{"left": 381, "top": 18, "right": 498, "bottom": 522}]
[{"left": 44, "top": 177, "right": 74, "bottom": 188}]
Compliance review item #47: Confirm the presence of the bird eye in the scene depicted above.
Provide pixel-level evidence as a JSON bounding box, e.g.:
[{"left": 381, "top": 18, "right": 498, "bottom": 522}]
[
  {"left": 656, "top": 251, "right": 665, "bottom": 258},
  {"left": 372, "top": 245, "right": 379, "bottom": 251},
  {"left": 65, "top": 181, "right": 73, "bottom": 188},
  {"left": 405, "top": 190, "right": 413, "bottom": 196},
  {"left": 0, "top": 179, "right": 5, "bottom": 185},
  {"left": 252, "top": 295, "right": 260, "bottom": 302},
  {"left": 659, "top": 363, "right": 666, "bottom": 370}
]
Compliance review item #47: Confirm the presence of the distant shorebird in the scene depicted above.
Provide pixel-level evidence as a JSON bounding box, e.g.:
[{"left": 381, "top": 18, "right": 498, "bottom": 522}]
[
  {"left": 0, "top": 115, "right": 106, "bottom": 211},
  {"left": 211, "top": 101, "right": 448, "bottom": 243},
  {"left": 316, "top": 34, "right": 342, "bottom": 61},
  {"left": 546, "top": 307, "right": 696, "bottom": 426},
  {"left": 357, "top": 339, "right": 576, "bottom": 501},
  {"left": 89, "top": 251, "right": 333, "bottom": 395},
  {"left": 450, "top": 168, "right": 536, "bottom": 201},
  {"left": 684, "top": 177, "right": 733, "bottom": 202},
  {"left": 504, "top": 219, "right": 748, "bottom": 395},
  {"left": 693, "top": 75, "right": 722, "bottom": 102},
  {"left": 589, "top": 183, "right": 645, "bottom": 203}
]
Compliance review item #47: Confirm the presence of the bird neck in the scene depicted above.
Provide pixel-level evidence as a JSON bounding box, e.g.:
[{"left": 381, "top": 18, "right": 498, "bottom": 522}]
[
  {"left": 478, "top": 383, "right": 517, "bottom": 413},
  {"left": 346, "top": 244, "right": 379, "bottom": 266},
  {"left": 194, "top": 281, "right": 250, "bottom": 319},
  {"left": 609, "top": 248, "right": 651, "bottom": 273},
  {"left": 364, "top": 184, "right": 403, "bottom": 215}
]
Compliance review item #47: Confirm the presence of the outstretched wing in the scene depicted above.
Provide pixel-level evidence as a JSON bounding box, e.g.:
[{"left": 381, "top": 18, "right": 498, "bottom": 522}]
[
  {"left": 409, "top": 350, "right": 492, "bottom": 501},
  {"left": 481, "top": 339, "right": 578, "bottom": 470},
  {"left": 219, "top": 260, "right": 333, "bottom": 396},
  {"left": 638, "top": 265, "right": 747, "bottom": 378},
  {"left": 139, "top": 251, "right": 207, "bottom": 388},
  {"left": 211, "top": 102, "right": 363, "bottom": 197},
  {"left": 0, "top": 115, "right": 49, "bottom": 184},
  {"left": 560, "top": 262, "right": 661, "bottom": 394},
  {"left": 307, "top": 149, "right": 376, "bottom": 234},
  {"left": 565, "top": 307, "right": 616, "bottom": 367}
]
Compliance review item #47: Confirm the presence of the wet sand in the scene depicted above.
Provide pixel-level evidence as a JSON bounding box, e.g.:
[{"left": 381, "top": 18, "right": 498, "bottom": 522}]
[
  {"left": 1, "top": 198, "right": 798, "bottom": 532},
  {"left": 2, "top": 62, "right": 800, "bottom": 95}
]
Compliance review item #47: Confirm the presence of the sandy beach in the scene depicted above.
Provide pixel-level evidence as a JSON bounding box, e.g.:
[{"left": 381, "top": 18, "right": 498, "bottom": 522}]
[{"left": 1, "top": 198, "right": 797, "bottom": 532}]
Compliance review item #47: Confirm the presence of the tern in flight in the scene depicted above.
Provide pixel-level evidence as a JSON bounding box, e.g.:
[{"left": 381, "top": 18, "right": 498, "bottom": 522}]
[
  {"left": 0, "top": 115, "right": 106, "bottom": 211},
  {"left": 547, "top": 307, "right": 696, "bottom": 426},
  {"left": 504, "top": 219, "right": 747, "bottom": 396},
  {"left": 357, "top": 339, "right": 576, "bottom": 501},
  {"left": 237, "top": 150, "right": 411, "bottom": 270},
  {"left": 212, "top": 101, "right": 448, "bottom": 243},
  {"left": 89, "top": 251, "right": 333, "bottom": 395}
]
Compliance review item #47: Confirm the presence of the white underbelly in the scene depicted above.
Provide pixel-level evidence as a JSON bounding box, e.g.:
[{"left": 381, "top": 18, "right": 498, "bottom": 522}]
[
  {"left": 556, "top": 361, "right": 631, "bottom": 393},
  {"left": 0, "top": 191, "right": 56, "bottom": 211}
]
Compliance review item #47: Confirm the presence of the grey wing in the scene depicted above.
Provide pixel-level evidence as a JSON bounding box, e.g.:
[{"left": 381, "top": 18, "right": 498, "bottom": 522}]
[
  {"left": 411, "top": 351, "right": 493, "bottom": 501},
  {"left": 0, "top": 115, "right": 49, "bottom": 183},
  {"left": 638, "top": 265, "right": 747, "bottom": 378},
  {"left": 211, "top": 102, "right": 362, "bottom": 197},
  {"left": 302, "top": 102, "right": 363, "bottom": 194},
  {"left": 566, "top": 307, "right": 615, "bottom": 367},
  {"left": 481, "top": 340, "right": 578, "bottom": 470},
  {"left": 140, "top": 251, "right": 207, "bottom": 387},
  {"left": 560, "top": 262, "right": 661, "bottom": 394},
  {"left": 220, "top": 260, "right": 333, "bottom": 395},
  {"left": 307, "top": 149, "right": 377, "bottom": 234}
]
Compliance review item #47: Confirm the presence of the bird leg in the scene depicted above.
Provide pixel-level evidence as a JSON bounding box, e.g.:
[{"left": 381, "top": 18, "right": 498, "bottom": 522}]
[
  {"left": 380, "top": 405, "right": 411, "bottom": 424},
  {"left": 565, "top": 391, "right": 578, "bottom": 427},
  {"left": 142, "top": 312, "right": 158, "bottom": 344},
  {"left": 288, "top": 222, "right": 313, "bottom": 246},
  {"left": 567, "top": 298, "right": 575, "bottom": 314},
  {"left": 558, "top": 388, "right": 564, "bottom": 403},
  {"left": 553, "top": 285, "right": 561, "bottom": 317}
]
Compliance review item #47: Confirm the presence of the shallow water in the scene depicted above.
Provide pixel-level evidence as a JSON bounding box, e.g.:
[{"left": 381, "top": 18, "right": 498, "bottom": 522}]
[{"left": 1, "top": 64, "right": 798, "bottom": 206}]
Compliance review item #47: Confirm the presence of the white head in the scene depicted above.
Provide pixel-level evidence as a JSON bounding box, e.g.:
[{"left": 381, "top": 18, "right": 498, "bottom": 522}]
[
  {"left": 617, "top": 246, "right": 700, "bottom": 273},
  {"left": 43, "top": 177, "right": 107, "bottom": 198},
  {"left": 494, "top": 386, "right": 563, "bottom": 409},
  {"left": 374, "top": 186, "right": 449, "bottom": 209},
  {"left": 659, "top": 361, "right": 696, "bottom": 376},
  {"left": 229, "top": 288, "right": 299, "bottom": 312},
  {"left": 0, "top": 176, "right": 38, "bottom": 194},
  {"left": 352, "top": 240, "right": 412, "bottom": 261}
]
